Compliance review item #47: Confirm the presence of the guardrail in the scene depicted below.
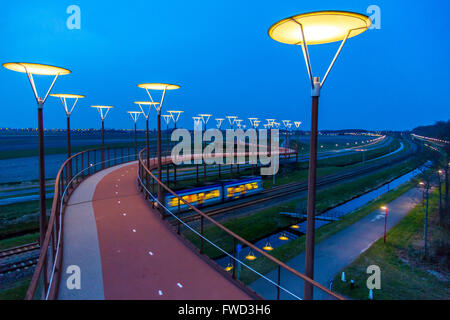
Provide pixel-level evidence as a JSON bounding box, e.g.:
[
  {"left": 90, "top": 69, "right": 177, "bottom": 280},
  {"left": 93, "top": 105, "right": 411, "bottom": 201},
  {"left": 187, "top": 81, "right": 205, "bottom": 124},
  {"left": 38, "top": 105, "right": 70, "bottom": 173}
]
[
  {"left": 137, "top": 148, "right": 344, "bottom": 300},
  {"left": 25, "top": 146, "right": 137, "bottom": 300}
]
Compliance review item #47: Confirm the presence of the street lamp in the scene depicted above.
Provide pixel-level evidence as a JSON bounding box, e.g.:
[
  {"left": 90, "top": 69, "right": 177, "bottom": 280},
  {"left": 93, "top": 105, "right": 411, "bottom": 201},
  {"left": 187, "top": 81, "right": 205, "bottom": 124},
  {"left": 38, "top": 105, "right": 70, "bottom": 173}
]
[
  {"left": 268, "top": 10, "right": 371, "bottom": 299},
  {"left": 162, "top": 114, "right": 172, "bottom": 185},
  {"left": 381, "top": 206, "right": 388, "bottom": 243},
  {"left": 193, "top": 116, "right": 203, "bottom": 183},
  {"left": 3, "top": 62, "right": 71, "bottom": 252},
  {"left": 91, "top": 106, "right": 113, "bottom": 169},
  {"left": 167, "top": 110, "right": 183, "bottom": 188},
  {"left": 134, "top": 101, "right": 160, "bottom": 169},
  {"left": 127, "top": 111, "right": 142, "bottom": 160},
  {"left": 137, "top": 83, "right": 180, "bottom": 213},
  {"left": 199, "top": 114, "right": 212, "bottom": 182},
  {"left": 226, "top": 116, "right": 237, "bottom": 178},
  {"left": 215, "top": 118, "right": 225, "bottom": 178},
  {"left": 294, "top": 121, "right": 302, "bottom": 163},
  {"left": 50, "top": 93, "right": 85, "bottom": 178}
]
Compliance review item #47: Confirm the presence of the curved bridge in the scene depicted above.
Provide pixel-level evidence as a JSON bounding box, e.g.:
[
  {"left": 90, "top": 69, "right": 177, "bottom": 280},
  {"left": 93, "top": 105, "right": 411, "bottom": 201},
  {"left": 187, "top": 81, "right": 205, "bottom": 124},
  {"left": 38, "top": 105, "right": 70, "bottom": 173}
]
[{"left": 25, "top": 144, "right": 344, "bottom": 300}]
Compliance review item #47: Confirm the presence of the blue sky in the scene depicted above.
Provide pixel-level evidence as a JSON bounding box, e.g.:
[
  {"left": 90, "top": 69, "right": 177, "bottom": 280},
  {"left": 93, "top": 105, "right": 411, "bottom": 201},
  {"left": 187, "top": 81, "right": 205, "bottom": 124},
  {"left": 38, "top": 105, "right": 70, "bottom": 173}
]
[{"left": 1, "top": 0, "right": 449, "bottom": 131}]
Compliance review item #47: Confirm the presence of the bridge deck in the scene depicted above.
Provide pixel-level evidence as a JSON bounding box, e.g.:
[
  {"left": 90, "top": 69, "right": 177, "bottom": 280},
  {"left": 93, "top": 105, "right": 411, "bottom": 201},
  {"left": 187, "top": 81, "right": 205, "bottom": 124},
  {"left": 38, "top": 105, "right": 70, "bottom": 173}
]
[{"left": 58, "top": 161, "right": 253, "bottom": 300}]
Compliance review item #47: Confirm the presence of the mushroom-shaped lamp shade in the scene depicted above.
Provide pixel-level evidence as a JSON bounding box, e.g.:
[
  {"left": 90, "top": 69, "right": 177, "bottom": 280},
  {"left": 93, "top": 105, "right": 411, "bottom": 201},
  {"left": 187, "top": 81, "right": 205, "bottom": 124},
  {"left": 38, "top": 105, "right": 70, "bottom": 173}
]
[
  {"left": 3, "top": 62, "right": 71, "bottom": 75},
  {"left": 268, "top": 11, "right": 371, "bottom": 45},
  {"left": 137, "top": 83, "right": 180, "bottom": 90},
  {"left": 49, "top": 93, "right": 85, "bottom": 99}
]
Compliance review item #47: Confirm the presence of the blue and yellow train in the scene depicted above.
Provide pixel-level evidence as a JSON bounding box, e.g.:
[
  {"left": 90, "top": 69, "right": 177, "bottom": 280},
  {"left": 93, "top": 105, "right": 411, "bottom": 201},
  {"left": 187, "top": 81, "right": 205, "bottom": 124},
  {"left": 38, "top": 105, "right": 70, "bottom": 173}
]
[{"left": 165, "top": 177, "right": 263, "bottom": 212}]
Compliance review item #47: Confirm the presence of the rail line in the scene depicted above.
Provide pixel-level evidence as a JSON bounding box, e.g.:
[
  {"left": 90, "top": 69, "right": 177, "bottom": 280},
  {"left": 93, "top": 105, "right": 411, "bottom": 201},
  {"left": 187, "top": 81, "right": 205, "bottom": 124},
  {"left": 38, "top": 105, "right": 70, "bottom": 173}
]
[
  {"left": 0, "top": 242, "right": 40, "bottom": 259},
  {"left": 175, "top": 146, "right": 415, "bottom": 223}
]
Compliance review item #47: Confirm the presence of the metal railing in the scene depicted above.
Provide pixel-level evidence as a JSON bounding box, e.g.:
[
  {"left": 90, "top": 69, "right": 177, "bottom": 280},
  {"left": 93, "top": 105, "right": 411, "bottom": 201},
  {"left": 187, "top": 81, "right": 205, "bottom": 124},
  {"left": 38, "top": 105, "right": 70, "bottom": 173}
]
[
  {"left": 137, "top": 148, "right": 344, "bottom": 300},
  {"left": 25, "top": 146, "right": 137, "bottom": 300}
]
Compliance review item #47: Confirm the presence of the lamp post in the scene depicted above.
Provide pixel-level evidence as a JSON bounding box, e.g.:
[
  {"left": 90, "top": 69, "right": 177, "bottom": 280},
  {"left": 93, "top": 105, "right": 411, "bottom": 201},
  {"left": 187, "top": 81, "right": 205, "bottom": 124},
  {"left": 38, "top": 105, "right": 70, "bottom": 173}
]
[
  {"left": 215, "top": 118, "right": 225, "bottom": 178},
  {"left": 235, "top": 119, "right": 244, "bottom": 174},
  {"left": 380, "top": 206, "right": 388, "bottom": 243},
  {"left": 167, "top": 110, "right": 183, "bottom": 188},
  {"left": 127, "top": 111, "right": 142, "bottom": 160},
  {"left": 162, "top": 114, "right": 172, "bottom": 185},
  {"left": 91, "top": 106, "right": 113, "bottom": 169},
  {"left": 2, "top": 62, "right": 70, "bottom": 268},
  {"left": 193, "top": 116, "right": 202, "bottom": 183},
  {"left": 50, "top": 93, "right": 85, "bottom": 178},
  {"left": 226, "top": 116, "right": 237, "bottom": 179},
  {"left": 294, "top": 121, "right": 302, "bottom": 163},
  {"left": 137, "top": 83, "right": 180, "bottom": 214},
  {"left": 134, "top": 101, "right": 160, "bottom": 170},
  {"left": 199, "top": 114, "right": 212, "bottom": 182},
  {"left": 282, "top": 120, "right": 291, "bottom": 160},
  {"left": 268, "top": 11, "right": 371, "bottom": 299},
  {"left": 249, "top": 118, "right": 259, "bottom": 175}
]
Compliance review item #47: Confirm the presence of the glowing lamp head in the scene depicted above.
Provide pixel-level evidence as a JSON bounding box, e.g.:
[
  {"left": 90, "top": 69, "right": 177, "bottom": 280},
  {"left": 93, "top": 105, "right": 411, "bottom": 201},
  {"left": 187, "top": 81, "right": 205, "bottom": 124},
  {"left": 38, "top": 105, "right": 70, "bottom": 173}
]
[
  {"left": 262, "top": 242, "right": 274, "bottom": 251},
  {"left": 290, "top": 225, "right": 299, "bottom": 229},
  {"left": 3, "top": 62, "right": 71, "bottom": 75},
  {"left": 268, "top": 11, "right": 371, "bottom": 46},
  {"left": 279, "top": 233, "right": 289, "bottom": 241},
  {"left": 245, "top": 251, "right": 257, "bottom": 261},
  {"left": 225, "top": 264, "right": 233, "bottom": 272},
  {"left": 137, "top": 83, "right": 180, "bottom": 90},
  {"left": 381, "top": 206, "right": 387, "bottom": 211}
]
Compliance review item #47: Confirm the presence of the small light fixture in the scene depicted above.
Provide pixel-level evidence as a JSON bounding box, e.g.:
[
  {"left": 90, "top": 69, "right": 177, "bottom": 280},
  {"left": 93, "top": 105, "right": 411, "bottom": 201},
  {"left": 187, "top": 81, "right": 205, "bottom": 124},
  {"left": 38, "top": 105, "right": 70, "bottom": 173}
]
[
  {"left": 291, "top": 224, "right": 300, "bottom": 229},
  {"left": 225, "top": 263, "right": 233, "bottom": 272},
  {"left": 279, "top": 233, "right": 289, "bottom": 241},
  {"left": 245, "top": 250, "right": 257, "bottom": 261},
  {"left": 262, "top": 242, "right": 274, "bottom": 251}
]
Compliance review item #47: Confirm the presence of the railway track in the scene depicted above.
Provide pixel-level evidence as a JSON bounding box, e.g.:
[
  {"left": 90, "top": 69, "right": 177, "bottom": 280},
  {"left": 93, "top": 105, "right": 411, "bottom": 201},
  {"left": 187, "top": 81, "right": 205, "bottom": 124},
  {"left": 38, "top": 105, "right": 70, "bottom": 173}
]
[
  {"left": 0, "top": 242, "right": 40, "bottom": 276},
  {"left": 0, "top": 242, "right": 40, "bottom": 258},
  {"left": 173, "top": 145, "right": 416, "bottom": 224}
]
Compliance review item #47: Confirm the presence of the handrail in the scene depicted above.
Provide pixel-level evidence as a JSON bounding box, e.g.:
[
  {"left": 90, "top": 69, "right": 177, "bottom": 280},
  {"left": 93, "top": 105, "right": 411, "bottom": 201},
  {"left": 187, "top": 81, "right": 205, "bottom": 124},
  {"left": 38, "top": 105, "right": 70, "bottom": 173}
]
[
  {"left": 26, "top": 145, "right": 137, "bottom": 300},
  {"left": 137, "top": 148, "right": 344, "bottom": 300}
]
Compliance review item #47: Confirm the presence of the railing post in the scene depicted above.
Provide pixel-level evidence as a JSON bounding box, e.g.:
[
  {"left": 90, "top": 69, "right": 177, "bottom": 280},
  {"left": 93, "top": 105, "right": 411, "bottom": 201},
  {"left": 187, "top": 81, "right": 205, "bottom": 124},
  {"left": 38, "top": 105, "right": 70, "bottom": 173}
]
[
  {"left": 232, "top": 238, "right": 237, "bottom": 279},
  {"left": 277, "top": 265, "right": 281, "bottom": 300},
  {"left": 200, "top": 215, "right": 204, "bottom": 254},
  {"left": 81, "top": 152, "right": 84, "bottom": 179},
  {"left": 177, "top": 201, "right": 181, "bottom": 235},
  {"left": 87, "top": 151, "right": 90, "bottom": 175}
]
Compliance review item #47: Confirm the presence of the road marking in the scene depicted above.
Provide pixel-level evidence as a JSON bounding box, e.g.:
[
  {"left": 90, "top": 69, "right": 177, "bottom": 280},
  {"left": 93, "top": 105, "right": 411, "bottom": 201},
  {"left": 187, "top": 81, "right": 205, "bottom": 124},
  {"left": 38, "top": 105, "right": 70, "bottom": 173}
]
[
  {"left": 177, "top": 283, "right": 183, "bottom": 288},
  {"left": 115, "top": 184, "right": 118, "bottom": 188},
  {"left": 118, "top": 200, "right": 121, "bottom": 204},
  {"left": 158, "top": 290, "right": 163, "bottom": 296},
  {"left": 122, "top": 213, "right": 126, "bottom": 216},
  {"left": 148, "top": 251, "right": 153, "bottom": 256},
  {"left": 115, "top": 191, "right": 118, "bottom": 195},
  {"left": 132, "top": 229, "right": 136, "bottom": 233}
]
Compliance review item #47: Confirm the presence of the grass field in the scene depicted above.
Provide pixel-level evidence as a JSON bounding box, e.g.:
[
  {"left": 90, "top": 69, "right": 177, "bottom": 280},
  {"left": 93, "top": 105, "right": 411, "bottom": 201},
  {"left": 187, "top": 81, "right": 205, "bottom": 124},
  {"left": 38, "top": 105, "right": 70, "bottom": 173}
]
[{"left": 332, "top": 188, "right": 449, "bottom": 300}]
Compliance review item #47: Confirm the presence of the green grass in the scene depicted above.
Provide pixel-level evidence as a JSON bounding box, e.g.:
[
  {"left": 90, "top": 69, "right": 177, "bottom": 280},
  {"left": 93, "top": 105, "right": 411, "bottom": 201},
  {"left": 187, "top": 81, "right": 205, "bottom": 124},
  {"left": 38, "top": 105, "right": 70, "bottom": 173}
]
[
  {"left": 0, "top": 277, "right": 31, "bottom": 300},
  {"left": 0, "top": 232, "right": 39, "bottom": 250},
  {"left": 185, "top": 157, "right": 419, "bottom": 262},
  {"left": 332, "top": 189, "right": 450, "bottom": 300},
  {"left": 0, "top": 199, "right": 52, "bottom": 238}
]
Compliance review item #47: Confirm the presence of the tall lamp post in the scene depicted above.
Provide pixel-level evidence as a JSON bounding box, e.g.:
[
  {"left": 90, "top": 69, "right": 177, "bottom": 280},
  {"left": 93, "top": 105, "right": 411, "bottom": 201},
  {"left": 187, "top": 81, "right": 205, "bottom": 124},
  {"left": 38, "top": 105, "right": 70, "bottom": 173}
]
[
  {"left": 137, "top": 83, "right": 180, "bottom": 214},
  {"left": 50, "top": 93, "right": 85, "bottom": 179},
  {"left": 199, "top": 114, "right": 212, "bottom": 182},
  {"left": 294, "top": 121, "right": 302, "bottom": 163},
  {"left": 226, "top": 116, "right": 237, "bottom": 179},
  {"left": 135, "top": 101, "right": 160, "bottom": 169},
  {"left": 381, "top": 206, "right": 388, "bottom": 243},
  {"left": 268, "top": 10, "right": 371, "bottom": 299},
  {"left": 127, "top": 111, "right": 142, "bottom": 160},
  {"left": 193, "top": 116, "right": 202, "bottom": 183},
  {"left": 162, "top": 114, "right": 172, "bottom": 185},
  {"left": 215, "top": 118, "right": 225, "bottom": 178},
  {"left": 3, "top": 62, "right": 71, "bottom": 253},
  {"left": 91, "top": 106, "right": 113, "bottom": 169},
  {"left": 167, "top": 110, "right": 183, "bottom": 188}
]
